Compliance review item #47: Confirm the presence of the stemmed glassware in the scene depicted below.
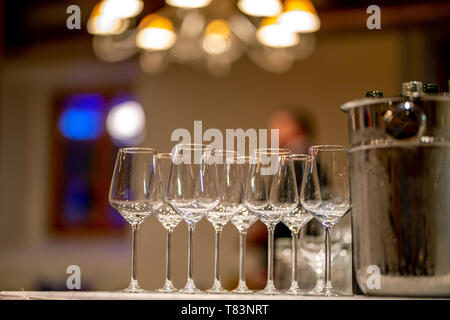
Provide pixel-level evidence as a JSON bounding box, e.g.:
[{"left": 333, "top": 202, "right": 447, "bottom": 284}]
[
  {"left": 206, "top": 150, "right": 244, "bottom": 293},
  {"left": 244, "top": 148, "right": 298, "bottom": 295},
  {"left": 231, "top": 156, "right": 258, "bottom": 294},
  {"left": 109, "top": 147, "right": 162, "bottom": 293},
  {"left": 300, "top": 145, "right": 351, "bottom": 296},
  {"left": 281, "top": 154, "right": 313, "bottom": 295},
  {"left": 167, "top": 143, "right": 219, "bottom": 294},
  {"left": 154, "top": 153, "right": 183, "bottom": 293}
]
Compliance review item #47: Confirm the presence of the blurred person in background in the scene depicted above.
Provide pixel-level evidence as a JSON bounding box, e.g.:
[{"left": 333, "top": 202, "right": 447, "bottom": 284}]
[{"left": 245, "top": 106, "right": 316, "bottom": 289}]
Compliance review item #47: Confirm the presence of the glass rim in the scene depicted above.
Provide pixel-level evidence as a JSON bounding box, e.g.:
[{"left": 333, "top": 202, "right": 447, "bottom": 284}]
[
  {"left": 173, "top": 143, "right": 213, "bottom": 151},
  {"left": 238, "top": 155, "right": 252, "bottom": 161},
  {"left": 291, "top": 153, "right": 309, "bottom": 160},
  {"left": 156, "top": 152, "right": 172, "bottom": 158},
  {"left": 119, "top": 147, "right": 157, "bottom": 154},
  {"left": 253, "top": 148, "right": 292, "bottom": 156},
  {"left": 213, "top": 149, "right": 240, "bottom": 159},
  {"left": 309, "top": 145, "right": 347, "bottom": 152}
]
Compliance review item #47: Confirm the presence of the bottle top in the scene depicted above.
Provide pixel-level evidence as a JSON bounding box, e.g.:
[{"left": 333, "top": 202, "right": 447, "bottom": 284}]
[
  {"left": 402, "top": 81, "right": 423, "bottom": 99},
  {"left": 423, "top": 83, "right": 439, "bottom": 94},
  {"left": 365, "top": 90, "right": 384, "bottom": 98}
]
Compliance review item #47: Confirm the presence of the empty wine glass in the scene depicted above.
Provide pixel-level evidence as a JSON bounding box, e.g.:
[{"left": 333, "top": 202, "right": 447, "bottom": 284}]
[
  {"left": 244, "top": 148, "right": 298, "bottom": 295},
  {"left": 300, "top": 145, "right": 351, "bottom": 296},
  {"left": 167, "top": 143, "right": 219, "bottom": 294},
  {"left": 206, "top": 150, "right": 244, "bottom": 294},
  {"left": 109, "top": 147, "right": 162, "bottom": 293},
  {"left": 231, "top": 156, "right": 258, "bottom": 294},
  {"left": 155, "top": 153, "right": 183, "bottom": 293},
  {"left": 282, "top": 154, "right": 313, "bottom": 295}
]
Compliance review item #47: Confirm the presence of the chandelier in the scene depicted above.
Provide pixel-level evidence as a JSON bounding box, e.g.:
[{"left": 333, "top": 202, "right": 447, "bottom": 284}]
[{"left": 87, "top": 0, "right": 320, "bottom": 76}]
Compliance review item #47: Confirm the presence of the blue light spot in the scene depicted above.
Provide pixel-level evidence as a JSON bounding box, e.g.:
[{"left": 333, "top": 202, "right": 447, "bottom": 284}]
[{"left": 58, "top": 94, "right": 105, "bottom": 140}]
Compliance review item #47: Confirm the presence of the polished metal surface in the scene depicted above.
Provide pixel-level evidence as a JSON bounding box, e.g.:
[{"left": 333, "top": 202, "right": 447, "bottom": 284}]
[{"left": 342, "top": 82, "right": 450, "bottom": 296}]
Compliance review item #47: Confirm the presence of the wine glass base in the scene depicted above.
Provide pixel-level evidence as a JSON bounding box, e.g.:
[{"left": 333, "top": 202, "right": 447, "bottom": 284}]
[
  {"left": 206, "top": 287, "right": 229, "bottom": 294},
  {"left": 118, "top": 280, "right": 149, "bottom": 293},
  {"left": 206, "top": 280, "right": 229, "bottom": 294},
  {"left": 285, "top": 288, "right": 308, "bottom": 295},
  {"left": 231, "top": 286, "right": 253, "bottom": 294},
  {"left": 307, "top": 287, "right": 345, "bottom": 297},
  {"left": 156, "top": 280, "right": 178, "bottom": 293},
  {"left": 258, "top": 282, "right": 280, "bottom": 295},
  {"left": 178, "top": 287, "right": 203, "bottom": 294}
]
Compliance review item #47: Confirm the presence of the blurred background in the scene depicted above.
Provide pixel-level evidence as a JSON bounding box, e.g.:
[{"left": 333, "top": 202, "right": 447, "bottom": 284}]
[{"left": 0, "top": 0, "right": 449, "bottom": 291}]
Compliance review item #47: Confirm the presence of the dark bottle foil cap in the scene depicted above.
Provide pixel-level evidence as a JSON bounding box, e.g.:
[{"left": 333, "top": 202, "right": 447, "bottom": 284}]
[
  {"left": 366, "top": 90, "right": 384, "bottom": 98},
  {"left": 423, "top": 83, "right": 439, "bottom": 94}
]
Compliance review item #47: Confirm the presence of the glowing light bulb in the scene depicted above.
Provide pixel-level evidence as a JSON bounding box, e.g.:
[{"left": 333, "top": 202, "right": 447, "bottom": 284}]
[
  {"left": 237, "top": 0, "right": 282, "bottom": 17},
  {"left": 106, "top": 101, "right": 146, "bottom": 141},
  {"left": 87, "top": 15, "right": 129, "bottom": 35},
  {"left": 87, "top": 1, "right": 131, "bottom": 35},
  {"left": 278, "top": 0, "right": 321, "bottom": 33},
  {"left": 256, "top": 17, "right": 300, "bottom": 48},
  {"left": 202, "top": 20, "right": 232, "bottom": 55},
  {"left": 101, "top": 0, "right": 144, "bottom": 19},
  {"left": 166, "top": 0, "right": 212, "bottom": 9},
  {"left": 136, "top": 14, "right": 177, "bottom": 51}
]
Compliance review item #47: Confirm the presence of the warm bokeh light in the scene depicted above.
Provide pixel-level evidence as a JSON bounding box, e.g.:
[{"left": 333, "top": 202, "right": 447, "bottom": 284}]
[
  {"left": 136, "top": 14, "right": 177, "bottom": 51},
  {"left": 237, "top": 0, "right": 282, "bottom": 17},
  {"left": 202, "top": 20, "right": 232, "bottom": 55},
  {"left": 87, "top": 1, "right": 132, "bottom": 35},
  {"left": 256, "top": 17, "right": 300, "bottom": 48},
  {"left": 106, "top": 101, "right": 146, "bottom": 142},
  {"left": 87, "top": 15, "right": 129, "bottom": 35},
  {"left": 278, "top": 0, "right": 321, "bottom": 33},
  {"left": 166, "top": 0, "right": 212, "bottom": 9},
  {"left": 101, "top": 0, "right": 144, "bottom": 19}
]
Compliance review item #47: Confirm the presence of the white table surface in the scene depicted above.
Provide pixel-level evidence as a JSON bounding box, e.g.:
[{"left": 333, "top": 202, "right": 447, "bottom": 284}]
[{"left": 0, "top": 291, "right": 434, "bottom": 300}]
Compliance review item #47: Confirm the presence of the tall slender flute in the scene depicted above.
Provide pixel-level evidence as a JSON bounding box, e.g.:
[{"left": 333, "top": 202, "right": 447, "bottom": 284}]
[
  {"left": 231, "top": 156, "right": 258, "bottom": 294},
  {"left": 109, "top": 148, "right": 162, "bottom": 293},
  {"left": 155, "top": 153, "right": 182, "bottom": 293},
  {"left": 244, "top": 149, "right": 299, "bottom": 295},
  {"left": 281, "top": 154, "right": 313, "bottom": 295},
  {"left": 167, "top": 144, "right": 219, "bottom": 294},
  {"left": 206, "top": 151, "right": 245, "bottom": 294}
]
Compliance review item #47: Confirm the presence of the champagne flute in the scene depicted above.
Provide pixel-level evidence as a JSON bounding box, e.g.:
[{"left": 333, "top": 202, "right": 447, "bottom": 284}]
[
  {"left": 155, "top": 153, "right": 183, "bottom": 293},
  {"left": 231, "top": 156, "right": 258, "bottom": 294},
  {"left": 206, "top": 150, "right": 244, "bottom": 293},
  {"left": 282, "top": 154, "right": 313, "bottom": 295},
  {"left": 244, "top": 148, "right": 298, "bottom": 295},
  {"left": 167, "top": 143, "right": 219, "bottom": 294},
  {"left": 109, "top": 147, "right": 162, "bottom": 293},
  {"left": 300, "top": 145, "right": 351, "bottom": 296}
]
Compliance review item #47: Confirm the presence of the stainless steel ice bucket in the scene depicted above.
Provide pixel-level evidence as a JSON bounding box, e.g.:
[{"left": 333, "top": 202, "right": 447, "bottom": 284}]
[{"left": 341, "top": 82, "right": 450, "bottom": 296}]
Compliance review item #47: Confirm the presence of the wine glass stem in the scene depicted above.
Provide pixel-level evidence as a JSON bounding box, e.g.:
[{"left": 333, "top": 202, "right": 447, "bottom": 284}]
[
  {"left": 239, "top": 231, "right": 247, "bottom": 285},
  {"left": 187, "top": 224, "right": 195, "bottom": 285},
  {"left": 214, "top": 229, "right": 222, "bottom": 285},
  {"left": 324, "top": 227, "right": 332, "bottom": 288},
  {"left": 166, "top": 230, "right": 172, "bottom": 282},
  {"left": 291, "top": 230, "right": 299, "bottom": 286},
  {"left": 267, "top": 226, "right": 275, "bottom": 285},
  {"left": 131, "top": 225, "right": 139, "bottom": 286}
]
